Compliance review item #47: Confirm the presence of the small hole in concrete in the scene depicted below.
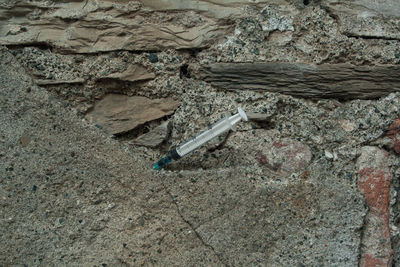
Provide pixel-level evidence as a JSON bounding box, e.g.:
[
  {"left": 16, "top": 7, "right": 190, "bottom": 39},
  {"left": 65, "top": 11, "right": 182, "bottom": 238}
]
[
  {"left": 303, "top": 0, "right": 310, "bottom": 5},
  {"left": 180, "top": 64, "right": 190, "bottom": 78}
]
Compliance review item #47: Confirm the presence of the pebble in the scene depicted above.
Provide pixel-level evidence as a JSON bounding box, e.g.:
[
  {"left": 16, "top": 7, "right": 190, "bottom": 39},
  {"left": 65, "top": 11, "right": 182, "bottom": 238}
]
[
  {"left": 324, "top": 150, "right": 334, "bottom": 159},
  {"left": 148, "top": 53, "right": 159, "bottom": 63}
]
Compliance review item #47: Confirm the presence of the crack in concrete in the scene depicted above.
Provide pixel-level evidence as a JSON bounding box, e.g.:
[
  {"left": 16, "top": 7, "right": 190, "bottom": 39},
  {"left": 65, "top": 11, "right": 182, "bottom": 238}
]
[
  {"left": 194, "top": 204, "right": 238, "bottom": 231},
  {"left": 160, "top": 180, "right": 229, "bottom": 266},
  {"left": 344, "top": 33, "right": 400, "bottom": 41},
  {"left": 193, "top": 189, "right": 253, "bottom": 231},
  {"left": 357, "top": 207, "right": 367, "bottom": 267}
]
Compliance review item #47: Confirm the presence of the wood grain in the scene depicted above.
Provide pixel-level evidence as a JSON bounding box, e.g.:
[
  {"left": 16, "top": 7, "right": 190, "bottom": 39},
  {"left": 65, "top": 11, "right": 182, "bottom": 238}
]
[{"left": 197, "top": 63, "right": 400, "bottom": 99}]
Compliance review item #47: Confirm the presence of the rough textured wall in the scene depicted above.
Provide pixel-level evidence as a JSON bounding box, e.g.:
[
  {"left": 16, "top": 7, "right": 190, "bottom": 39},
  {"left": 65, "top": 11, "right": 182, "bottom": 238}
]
[{"left": 1, "top": 0, "right": 400, "bottom": 266}]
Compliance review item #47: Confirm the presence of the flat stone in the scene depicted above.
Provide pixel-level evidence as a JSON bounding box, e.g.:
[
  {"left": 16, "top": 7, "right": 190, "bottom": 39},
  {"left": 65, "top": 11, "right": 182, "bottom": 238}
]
[
  {"left": 246, "top": 112, "right": 270, "bottom": 122},
  {"left": 34, "top": 78, "right": 85, "bottom": 86},
  {"left": 86, "top": 94, "right": 179, "bottom": 135},
  {"left": 99, "top": 65, "right": 155, "bottom": 83}
]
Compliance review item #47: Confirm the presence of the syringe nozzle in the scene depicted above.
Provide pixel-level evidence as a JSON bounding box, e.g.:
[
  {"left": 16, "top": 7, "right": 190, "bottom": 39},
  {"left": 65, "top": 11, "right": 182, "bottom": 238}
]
[{"left": 153, "top": 155, "right": 172, "bottom": 170}]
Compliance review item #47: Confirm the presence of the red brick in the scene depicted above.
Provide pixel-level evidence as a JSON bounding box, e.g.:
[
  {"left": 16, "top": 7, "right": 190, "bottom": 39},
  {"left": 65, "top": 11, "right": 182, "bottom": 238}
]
[
  {"left": 357, "top": 147, "right": 392, "bottom": 267},
  {"left": 363, "top": 253, "right": 387, "bottom": 267},
  {"left": 358, "top": 168, "right": 391, "bottom": 238}
]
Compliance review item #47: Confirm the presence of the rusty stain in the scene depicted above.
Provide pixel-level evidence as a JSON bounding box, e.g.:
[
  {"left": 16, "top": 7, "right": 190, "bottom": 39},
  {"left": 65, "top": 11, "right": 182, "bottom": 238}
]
[
  {"left": 362, "top": 253, "right": 387, "bottom": 267},
  {"left": 387, "top": 119, "right": 400, "bottom": 153},
  {"left": 300, "top": 171, "right": 309, "bottom": 181},
  {"left": 255, "top": 151, "right": 281, "bottom": 171},
  {"left": 272, "top": 141, "right": 288, "bottom": 148}
]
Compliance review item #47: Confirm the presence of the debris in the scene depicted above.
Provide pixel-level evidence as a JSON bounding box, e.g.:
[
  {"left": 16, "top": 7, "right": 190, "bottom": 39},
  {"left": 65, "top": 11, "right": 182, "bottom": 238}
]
[
  {"left": 325, "top": 150, "right": 333, "bottom": 159},
  {"left": 148, "top": 54, "right": 159, "bottom": 63}
]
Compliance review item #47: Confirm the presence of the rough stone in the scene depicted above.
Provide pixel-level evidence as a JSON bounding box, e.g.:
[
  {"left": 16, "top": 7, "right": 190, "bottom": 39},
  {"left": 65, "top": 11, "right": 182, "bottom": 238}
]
[
  {"left": 323, "top": 0, "right": 400, "bottom": 40},
  {"left": 132, "top": 121, "right": 172, "bottom": 148},
  {"left": 256, "top": 138, "right": 312, "bottom": 173}
]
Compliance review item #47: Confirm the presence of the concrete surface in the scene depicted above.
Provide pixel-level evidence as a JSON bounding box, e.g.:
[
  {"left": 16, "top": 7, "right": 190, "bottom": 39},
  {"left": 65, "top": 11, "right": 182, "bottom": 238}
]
[{"left": 1, "top": 1, "right": 400, "bottom": 266}]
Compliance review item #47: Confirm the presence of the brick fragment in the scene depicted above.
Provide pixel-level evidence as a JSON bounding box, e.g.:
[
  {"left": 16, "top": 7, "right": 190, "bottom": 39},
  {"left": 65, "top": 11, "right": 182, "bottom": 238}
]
[{"left": 357, "top": 146, "right": 392, "bottom": 267}]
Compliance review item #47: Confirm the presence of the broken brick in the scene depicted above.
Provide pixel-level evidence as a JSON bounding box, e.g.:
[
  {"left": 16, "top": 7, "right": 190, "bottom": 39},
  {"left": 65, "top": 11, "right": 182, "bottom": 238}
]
[{"left": 357, "top": 146, "right": 392, "bottom": 267}]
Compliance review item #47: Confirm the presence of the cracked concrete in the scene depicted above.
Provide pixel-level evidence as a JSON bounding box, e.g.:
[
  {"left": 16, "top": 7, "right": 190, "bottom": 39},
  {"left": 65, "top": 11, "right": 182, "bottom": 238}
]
[{"left": 162, "top": 181, "right": 225, "bottom": 265}]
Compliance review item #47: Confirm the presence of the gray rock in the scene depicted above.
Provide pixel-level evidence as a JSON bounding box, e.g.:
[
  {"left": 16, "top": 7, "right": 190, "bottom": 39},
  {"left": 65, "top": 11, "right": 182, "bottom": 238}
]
[
  {"left": 323, "top": 0, "right": 400, "bottom": 40},
  {"left": 132, "top": 121, "right": 172, "bottom": 148}
]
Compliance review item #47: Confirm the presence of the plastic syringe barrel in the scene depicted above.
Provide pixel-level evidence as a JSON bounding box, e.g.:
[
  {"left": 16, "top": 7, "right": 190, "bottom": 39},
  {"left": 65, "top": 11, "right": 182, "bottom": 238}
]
[
  {"left": 176, "top": 107, "right": 247, "bottom": 157},
  {"left": 153, "top": 107, "right": 247, "bottom": 170}
]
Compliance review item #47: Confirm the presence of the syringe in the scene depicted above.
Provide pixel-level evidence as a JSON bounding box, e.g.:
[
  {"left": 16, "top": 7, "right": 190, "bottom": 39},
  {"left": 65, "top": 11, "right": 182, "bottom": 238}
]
[{"left": 153, "top": 107, "right": 248, "bottom": 170}]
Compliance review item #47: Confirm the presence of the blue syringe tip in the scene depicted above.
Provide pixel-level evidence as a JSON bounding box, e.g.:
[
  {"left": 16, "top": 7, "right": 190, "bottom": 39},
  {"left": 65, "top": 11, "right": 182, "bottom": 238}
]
[
  {"left": 153, "top": 162, "right": 162, "bottom": 170},
  {"left": 153, "top": 155, "right": 172, "bottom": 170}
]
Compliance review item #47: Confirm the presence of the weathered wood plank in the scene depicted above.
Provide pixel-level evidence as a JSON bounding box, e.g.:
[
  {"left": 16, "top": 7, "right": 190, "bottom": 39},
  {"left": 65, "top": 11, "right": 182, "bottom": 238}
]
[{"left": 197, "top": 63, "right": 400, "bottom": 99}]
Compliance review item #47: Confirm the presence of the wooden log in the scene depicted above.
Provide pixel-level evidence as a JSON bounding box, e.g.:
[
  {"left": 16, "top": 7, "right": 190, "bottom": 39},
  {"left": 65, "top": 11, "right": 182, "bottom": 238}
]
[{"left": 197, "top": 63, "right": 400, "bottom": 99}]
